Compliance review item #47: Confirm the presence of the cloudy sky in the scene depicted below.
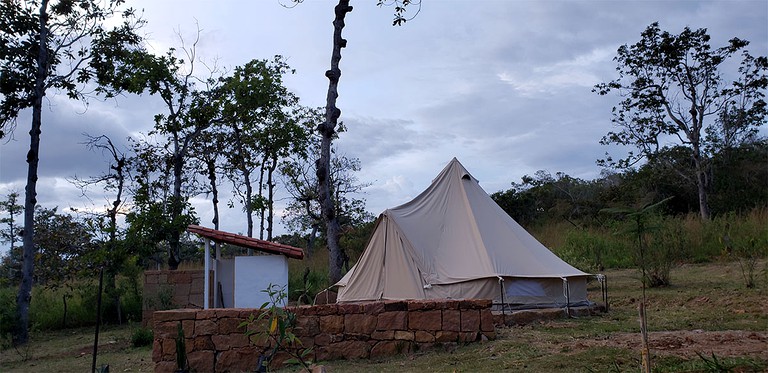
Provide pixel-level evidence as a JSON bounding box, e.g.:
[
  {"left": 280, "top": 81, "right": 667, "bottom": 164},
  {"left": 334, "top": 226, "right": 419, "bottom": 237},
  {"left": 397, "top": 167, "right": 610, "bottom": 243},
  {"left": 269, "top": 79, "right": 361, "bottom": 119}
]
[{"left": 0, "top": 0, "right": 766, "bottom": 247}]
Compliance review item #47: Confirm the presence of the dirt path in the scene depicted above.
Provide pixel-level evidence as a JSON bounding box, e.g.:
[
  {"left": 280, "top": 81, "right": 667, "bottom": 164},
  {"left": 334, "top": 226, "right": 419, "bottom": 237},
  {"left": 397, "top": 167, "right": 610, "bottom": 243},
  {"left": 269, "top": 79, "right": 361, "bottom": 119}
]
[{"left": 565, "top": 330, "right": 767, "bottom": 359}]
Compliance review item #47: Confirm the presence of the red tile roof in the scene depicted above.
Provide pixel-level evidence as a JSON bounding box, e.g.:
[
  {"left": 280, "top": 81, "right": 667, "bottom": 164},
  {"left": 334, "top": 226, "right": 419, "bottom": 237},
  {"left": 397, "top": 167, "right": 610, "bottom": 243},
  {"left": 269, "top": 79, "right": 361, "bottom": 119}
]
[{"left": 186, "top": 225, "right": 304, "bottom": 260}]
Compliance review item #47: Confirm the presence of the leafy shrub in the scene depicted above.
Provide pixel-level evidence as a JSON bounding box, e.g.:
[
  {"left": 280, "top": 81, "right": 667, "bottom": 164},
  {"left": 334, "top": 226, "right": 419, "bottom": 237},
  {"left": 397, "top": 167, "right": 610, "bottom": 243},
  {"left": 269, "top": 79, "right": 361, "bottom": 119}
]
[
  {"left": 0, "top": 287, "right": 17, "bottom": 349},
  {"left": 131, "top": 326, "right": 154, "bottom": 347}
]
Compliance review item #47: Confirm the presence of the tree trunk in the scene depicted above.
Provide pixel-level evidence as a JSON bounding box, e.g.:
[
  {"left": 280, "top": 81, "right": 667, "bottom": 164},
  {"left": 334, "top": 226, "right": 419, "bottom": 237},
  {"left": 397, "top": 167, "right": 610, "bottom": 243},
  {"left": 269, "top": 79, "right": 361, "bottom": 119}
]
[
  {"left": 16, "top": 0, "right": 49, "bottom": 345},
  {"left": 691, "top": 144, "right": 712, "bottom": 221},
  {"left": 206, "top": 159, "right": 220, "bottom": 230},
  {"left": 318, "top": 0, "right": 352, "bottom": 285},
  {"left": 168, "top": 146, "right": 183, "bottom": 270},
  {"left": 266, "top": 156, "right": 277, "bottom": 241},
  {"left": 258, "top": 164, "right": 265, "bottom": 240}
]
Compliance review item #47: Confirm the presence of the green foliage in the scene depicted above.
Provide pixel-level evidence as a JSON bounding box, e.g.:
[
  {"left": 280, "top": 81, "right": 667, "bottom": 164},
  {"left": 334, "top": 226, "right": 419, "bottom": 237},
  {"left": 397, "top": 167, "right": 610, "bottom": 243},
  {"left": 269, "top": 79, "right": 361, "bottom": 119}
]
[
  {"left": 560, "top": 228, "right": 633, "bottom": 272},
  {"left": 130, "top": 327, "right": 153, "bottom": 348},
  {"left": 239, "top": 284, "right": 312, "bottom": 371},
  {"left": 0, "top": 287, "right": 16, "bottom": 349},
  {"left": 175, "top": 322, "right": 188, "bottom": 372}
]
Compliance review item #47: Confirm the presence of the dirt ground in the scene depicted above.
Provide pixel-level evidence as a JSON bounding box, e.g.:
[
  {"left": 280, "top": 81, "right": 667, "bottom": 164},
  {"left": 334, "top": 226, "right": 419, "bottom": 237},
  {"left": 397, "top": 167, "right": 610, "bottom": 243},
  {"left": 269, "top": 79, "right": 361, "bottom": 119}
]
[{"left": 564, "top": 330, "right": 768, "bottom": 359}]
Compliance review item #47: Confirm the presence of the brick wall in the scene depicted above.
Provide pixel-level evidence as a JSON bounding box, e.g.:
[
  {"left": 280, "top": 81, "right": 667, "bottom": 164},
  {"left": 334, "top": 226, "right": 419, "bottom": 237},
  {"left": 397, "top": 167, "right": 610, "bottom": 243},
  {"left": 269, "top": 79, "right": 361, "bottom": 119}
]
[
  {"left": 143, "top": 270, "right": 213, "bottom": 326},
  {"left": 152, "top": 299, "right": 495, "bottom": 372}
]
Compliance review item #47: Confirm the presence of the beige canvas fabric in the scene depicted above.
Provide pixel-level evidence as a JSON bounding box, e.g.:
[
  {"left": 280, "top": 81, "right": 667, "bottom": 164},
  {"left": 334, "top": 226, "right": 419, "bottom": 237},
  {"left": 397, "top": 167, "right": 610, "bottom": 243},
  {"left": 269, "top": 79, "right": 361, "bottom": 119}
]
[{"left": 335, "top": 158, "right": 591, "bottom": 306}]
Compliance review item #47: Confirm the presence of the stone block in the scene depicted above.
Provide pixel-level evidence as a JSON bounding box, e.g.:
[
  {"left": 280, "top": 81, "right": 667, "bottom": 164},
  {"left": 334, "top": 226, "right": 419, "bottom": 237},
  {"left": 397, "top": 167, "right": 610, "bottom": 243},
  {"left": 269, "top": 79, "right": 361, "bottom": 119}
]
[
  {"left": 174, "top": 282, "right": 191, "bottom": 296},
  {"left": 409, "top": 310, "right": 442, "bottom": 331},
  {"left": 181, "top": 320, "right": 194, "bottom": 338},
  {"left": 215, "top": 308, "right": 242, "bottom": 318},
  {"left": 337, "top": 340, "right": 371, "bottom": 360},
  {"left": 314, "top": 304, "right": 339, "bottom": 315},
  {"left": 314, "top": 333, "right": 342, "bottom": 346},
  {"left": 383, "top": 300, "right": 408, "bottom": 311},
  {"left": 195, "top": 309, "right": 217, "bottom": 320},
  {"left": 370, "top": 340, "right": 400, "bottom": 358},
  {"left": 480, "top": 309, "right": 494, "bottom": 332},
  {"left": 191, "top": 335, "right": 214, "bottom": 351},
  {"left": 362, "top": 301, "right": 385, "bottom": 315},
  {"left": 145, "top": 274, "right": 158, "bottom": 284},
  {"left": 394, "top": 330, "right": 414, "bottom": 341},
  {"left": 438, "top": 299, "right": 461, "bottom": 309},
  {"left": 295, "top": 315, "right": 321, "bottom": 337},
  {"left": 338, "top": 303, "right": 364, "bottom": 314},
  {"left": 154, "top": 309, "right": 197, "bottom": 322},
  {"left": 376, "top": 311, "right": 407, "bottom": 331},
  {"left": 152, "top": 339, "right": 162, "bottom": 363},
  {"left": 218, "top": 317, "right": 244, "bottom": 334},
  {"left": 161, "top": 338, "right": 176, "bottom": 360},
  {"left": 344, "top": 313, "right": 377, "bottom": 334},
  {"left": 212, "top": 333, "right": 250, "bottom": 350},
  {"left": 434, "top": 330, "right": 458, "bottom": 343},
  {"left": 187, "top": 350, "right": 214, "bottom": 372},
  {"left": 315, "top": 345, "right": 343, "bottom": 362},
  {"left": 407, "top": 300, "right": 436, "bottom": 311},
  {"left": 319, "top": 315, "right": 344, "bottom": 334},
  {"left": 414, "top": 330, "right": 435, "bottom": 343},
  {"left": 370, "top": 330, "right": 394, "bottom": 340},
  {"left": 195, "top": 319, "right": 218, "bottom": 335},
  {"left": 216, "top": 346, "right": 260, "bottom": 373},
  {"left": 442, "top": 309, "right": 461, "bottom": 332},
  {"left": 460, "top": 309, "right": 480, "bottom": 332},
  {"left": 458, "top": 331, "right": 479, "bottom": 343},
  {"left": 153, "top": 321, "right": 178, "bottom": 340}
]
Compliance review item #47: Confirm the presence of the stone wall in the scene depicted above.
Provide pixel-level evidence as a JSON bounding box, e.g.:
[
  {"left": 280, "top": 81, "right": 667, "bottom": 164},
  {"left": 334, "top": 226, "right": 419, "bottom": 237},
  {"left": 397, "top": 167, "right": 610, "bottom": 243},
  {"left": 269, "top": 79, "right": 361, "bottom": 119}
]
[
  {"left": 143, "top": 270, "right": 213, "bottom": 326},
  {"left": 152, "top": 299, "right": 495, "bottom": 372}
]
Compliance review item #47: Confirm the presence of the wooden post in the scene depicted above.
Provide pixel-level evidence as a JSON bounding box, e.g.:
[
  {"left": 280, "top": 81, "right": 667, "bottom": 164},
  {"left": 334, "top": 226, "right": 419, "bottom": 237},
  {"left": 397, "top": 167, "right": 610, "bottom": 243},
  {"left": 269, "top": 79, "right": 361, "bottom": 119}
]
[{"left": 639, "top": 301, "right": 651, "bottom": 373}]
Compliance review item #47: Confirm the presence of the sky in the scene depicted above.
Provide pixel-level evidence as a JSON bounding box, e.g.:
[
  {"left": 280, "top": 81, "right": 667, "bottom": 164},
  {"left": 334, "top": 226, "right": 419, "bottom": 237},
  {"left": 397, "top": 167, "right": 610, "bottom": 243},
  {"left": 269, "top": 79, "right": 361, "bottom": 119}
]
[{"left": 0, "top": 0, "right": 766, "bottom": 250}]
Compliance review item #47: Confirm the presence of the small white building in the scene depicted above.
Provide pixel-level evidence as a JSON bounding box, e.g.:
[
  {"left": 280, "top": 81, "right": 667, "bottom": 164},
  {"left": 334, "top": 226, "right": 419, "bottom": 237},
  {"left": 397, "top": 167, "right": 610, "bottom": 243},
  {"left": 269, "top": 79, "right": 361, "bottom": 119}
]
[{"left": 187, "top": 225, "right": 305, "bottom": 309}]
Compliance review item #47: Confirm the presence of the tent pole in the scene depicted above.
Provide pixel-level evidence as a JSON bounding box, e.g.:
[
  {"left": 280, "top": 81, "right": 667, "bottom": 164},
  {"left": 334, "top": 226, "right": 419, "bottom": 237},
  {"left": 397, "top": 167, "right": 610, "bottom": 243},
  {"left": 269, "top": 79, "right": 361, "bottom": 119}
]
[
  {"left": 497, "top": 276, "right": 506, "bottom": 325},
  {"left": 562, "top": 278, "right": 571, "bottom": 318}
]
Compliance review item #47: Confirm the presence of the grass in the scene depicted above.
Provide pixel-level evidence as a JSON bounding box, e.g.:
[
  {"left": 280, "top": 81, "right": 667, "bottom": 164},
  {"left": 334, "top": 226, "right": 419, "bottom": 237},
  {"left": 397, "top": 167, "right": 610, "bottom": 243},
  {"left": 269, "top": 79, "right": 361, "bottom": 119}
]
[
  {"left": 0, "top": 324, "right": 153, "bottom": 372},
  {"left": 2, "top": 260, "right": 765, "bottom": 372}
]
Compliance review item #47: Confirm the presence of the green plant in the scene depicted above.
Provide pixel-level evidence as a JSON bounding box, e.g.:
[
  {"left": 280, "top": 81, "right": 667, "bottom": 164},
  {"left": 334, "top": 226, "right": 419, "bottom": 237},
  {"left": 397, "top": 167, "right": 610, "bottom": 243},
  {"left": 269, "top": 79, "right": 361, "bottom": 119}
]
[
  {"left": 130, "top": 326, "right": 153, "bottom": 347},
  {"left": 175, "top": 322, "right": 188, "bottom": 372},
  {"left": 696, "top": 351, "right": 735, "bottom": 372},
  {"left": 239, "top": 284, "right": 312, "bottom": 372},
  {"left": 293, "top": 268, "right": 315, "bottom": 305}
]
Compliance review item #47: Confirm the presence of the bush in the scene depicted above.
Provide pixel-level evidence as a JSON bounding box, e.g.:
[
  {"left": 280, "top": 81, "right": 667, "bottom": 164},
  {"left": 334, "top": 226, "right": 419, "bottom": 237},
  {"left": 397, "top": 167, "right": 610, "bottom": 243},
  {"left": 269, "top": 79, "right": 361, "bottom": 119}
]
[
  {"left": 0, "top": 287, "right": 17, "bottom": 349},
  {"left": 131, "top": 326, "right": 153, "bottom": 347}
]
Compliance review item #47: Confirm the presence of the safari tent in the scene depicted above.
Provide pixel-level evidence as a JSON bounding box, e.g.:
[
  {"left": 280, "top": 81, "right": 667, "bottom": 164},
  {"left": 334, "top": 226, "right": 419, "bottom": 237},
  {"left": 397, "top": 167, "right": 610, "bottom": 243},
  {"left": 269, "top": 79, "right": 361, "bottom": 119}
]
[{"left": 334, "top": 158, "right": 593, "bottom": 309}]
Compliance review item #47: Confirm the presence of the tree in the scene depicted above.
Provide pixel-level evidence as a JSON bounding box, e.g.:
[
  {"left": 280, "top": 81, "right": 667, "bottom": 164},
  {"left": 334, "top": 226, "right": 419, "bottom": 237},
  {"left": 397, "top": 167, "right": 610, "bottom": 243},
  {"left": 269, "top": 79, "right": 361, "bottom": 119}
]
[
  {"left": 0, "top": 192, "right": 23, "bottom": 285},
  {"left": 594, "top": 22, "right": 767, "bottom": 220},
  {"left": 218, "top": 57, "right": 303, "bottom": 240},
  {"left": 32, "top": 206, "right": 97, "bottom": 327},
  {"left": 0, "top": 0, "right": 143, "bottom": 345},
  {"left": 302, "top": 0, "right": 418, "bottom": 283},
  {"left": 69, "top": 134, "right": 132, "bottom": 323},
  {"left": 99, "top": 28, "right": 220, "bottom": 269},
  {"left": 0, "top": 192, "right": 23, "bottom": 254},
  {"left": 281, "top": 140, "right": 372, "bottom": 258}
]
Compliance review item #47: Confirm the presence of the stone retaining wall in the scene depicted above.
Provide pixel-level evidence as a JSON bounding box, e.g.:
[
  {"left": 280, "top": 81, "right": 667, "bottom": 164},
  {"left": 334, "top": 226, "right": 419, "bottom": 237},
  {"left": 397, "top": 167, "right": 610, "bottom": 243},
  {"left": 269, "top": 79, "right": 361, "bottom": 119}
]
[
  {"left": 152, "top": 299, "right": 495, "bottom": 372},
  {"left": 143, "top": 270, "right": 213, "bottom": 327}
]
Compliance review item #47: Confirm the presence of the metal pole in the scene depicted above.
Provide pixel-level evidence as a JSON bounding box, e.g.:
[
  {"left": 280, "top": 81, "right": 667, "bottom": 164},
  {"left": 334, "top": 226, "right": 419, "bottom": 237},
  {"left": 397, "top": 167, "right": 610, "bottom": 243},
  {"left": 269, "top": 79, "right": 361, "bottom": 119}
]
[
  {"left": 497, "top": 276, "right": 506, "bottom": 325},
  {"left": 562, "top": 277, "right": 571, "bottom": 318},
  {"left": 204, "top": 238, "right": 210, "bottom": 309}
]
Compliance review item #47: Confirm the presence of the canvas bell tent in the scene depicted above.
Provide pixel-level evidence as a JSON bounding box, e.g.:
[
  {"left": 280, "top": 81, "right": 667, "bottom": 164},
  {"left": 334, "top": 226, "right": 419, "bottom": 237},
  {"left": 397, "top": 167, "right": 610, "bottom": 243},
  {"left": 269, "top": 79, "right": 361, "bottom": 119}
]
[{"left": 334, "top": 158, "right": 593, "bottom": 309}]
